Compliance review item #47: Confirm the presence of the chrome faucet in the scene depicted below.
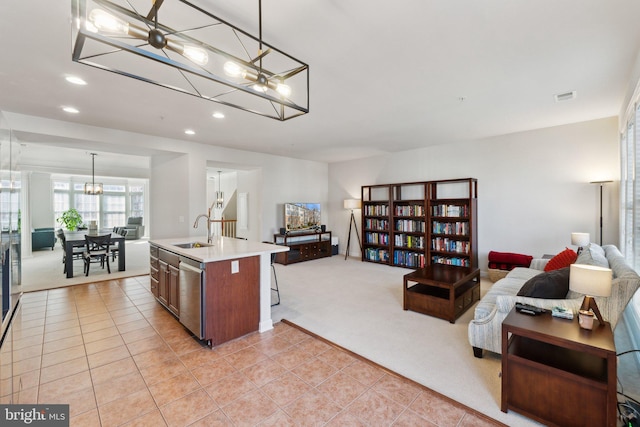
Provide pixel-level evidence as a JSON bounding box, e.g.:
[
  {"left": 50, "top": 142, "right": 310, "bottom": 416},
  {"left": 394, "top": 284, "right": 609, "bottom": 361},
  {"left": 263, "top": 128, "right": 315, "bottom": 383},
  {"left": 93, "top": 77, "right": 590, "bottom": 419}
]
[{"left": 193, "top": 211, "right": 212, "bottom": 244}]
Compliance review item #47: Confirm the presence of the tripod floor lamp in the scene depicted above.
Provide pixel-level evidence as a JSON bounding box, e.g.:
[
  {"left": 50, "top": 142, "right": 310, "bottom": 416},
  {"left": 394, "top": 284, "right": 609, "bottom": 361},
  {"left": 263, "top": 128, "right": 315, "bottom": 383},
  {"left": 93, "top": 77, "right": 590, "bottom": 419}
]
[{"left": 344, "top": 199, "right": 362, "bottom": 260}]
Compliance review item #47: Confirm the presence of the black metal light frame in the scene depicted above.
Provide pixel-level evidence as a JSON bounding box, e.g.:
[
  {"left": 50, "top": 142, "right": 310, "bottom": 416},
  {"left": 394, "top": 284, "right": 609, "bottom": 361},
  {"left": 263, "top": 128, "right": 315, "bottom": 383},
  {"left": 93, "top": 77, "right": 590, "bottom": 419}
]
[{"left": 71, "top": 0, "right": 309, "bottom": 121}]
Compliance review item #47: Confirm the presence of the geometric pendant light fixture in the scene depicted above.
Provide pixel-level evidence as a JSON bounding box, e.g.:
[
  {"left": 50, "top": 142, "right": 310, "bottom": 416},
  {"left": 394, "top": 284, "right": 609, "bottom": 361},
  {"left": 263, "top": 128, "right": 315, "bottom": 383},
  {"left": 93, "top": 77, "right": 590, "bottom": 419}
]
[
  {"left": 71, "top": 0, "right": 309, "bottom": 121},
  {"left": 84, "top": 152, "right": 103, "bottom": 195}
]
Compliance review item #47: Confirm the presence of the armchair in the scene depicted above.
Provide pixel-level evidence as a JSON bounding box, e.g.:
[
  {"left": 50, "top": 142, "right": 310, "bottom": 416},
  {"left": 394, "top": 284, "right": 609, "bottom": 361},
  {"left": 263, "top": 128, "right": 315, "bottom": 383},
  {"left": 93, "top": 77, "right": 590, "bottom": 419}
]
[
  {"left": 114, "top": 217, "right": 145, "bottom": 240},
  {"left": 31, "top": 228, "right": 56, "bottom": 250}
]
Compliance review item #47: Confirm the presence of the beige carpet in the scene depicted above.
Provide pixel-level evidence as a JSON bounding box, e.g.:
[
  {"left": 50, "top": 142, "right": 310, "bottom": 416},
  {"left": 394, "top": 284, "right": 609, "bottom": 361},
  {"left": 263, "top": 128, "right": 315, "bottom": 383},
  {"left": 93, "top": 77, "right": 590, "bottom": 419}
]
[{"left": 22, "top": 239, "right": 150, "bottom": 292}]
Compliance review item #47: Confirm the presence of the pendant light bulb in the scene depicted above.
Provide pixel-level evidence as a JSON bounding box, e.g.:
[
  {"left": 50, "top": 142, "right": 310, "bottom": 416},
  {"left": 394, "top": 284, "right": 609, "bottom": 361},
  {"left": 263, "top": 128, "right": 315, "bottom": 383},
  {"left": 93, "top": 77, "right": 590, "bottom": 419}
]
[
  {"left": 88, "top": 9, "right": 129, "bottom": 34},
  {"left": 276, "top": 83, "right": 291, "bottom": 97}
]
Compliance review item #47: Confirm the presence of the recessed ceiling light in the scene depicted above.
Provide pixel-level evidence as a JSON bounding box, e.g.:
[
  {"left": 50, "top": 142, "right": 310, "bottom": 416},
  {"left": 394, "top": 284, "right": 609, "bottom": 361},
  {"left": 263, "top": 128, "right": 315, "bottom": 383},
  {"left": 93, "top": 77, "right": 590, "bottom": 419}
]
[
  {"left": 62, "top": 106, "right": 79, "bottom": 114},
  {"left": 65, "top": 76, "right": 87, "bottom": 85},
  {"left": 212, "top": 112, "right": 225, "bottom": 119},
  {"left": 185, "top": 129, "right": 195, "bottom": 135}
]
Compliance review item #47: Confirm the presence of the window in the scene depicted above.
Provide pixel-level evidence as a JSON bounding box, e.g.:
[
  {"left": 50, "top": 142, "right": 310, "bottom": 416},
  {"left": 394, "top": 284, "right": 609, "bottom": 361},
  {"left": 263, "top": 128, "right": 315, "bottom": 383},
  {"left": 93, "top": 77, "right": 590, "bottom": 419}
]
[
  {"left": 52, "top": 177, "right": 146, "bottom": 232},
  {"left": 0, "top": 180, "right": 20, "bottom": 231},
  {"left": 620, "top": 99, "right": 640, "bottom": 268}
]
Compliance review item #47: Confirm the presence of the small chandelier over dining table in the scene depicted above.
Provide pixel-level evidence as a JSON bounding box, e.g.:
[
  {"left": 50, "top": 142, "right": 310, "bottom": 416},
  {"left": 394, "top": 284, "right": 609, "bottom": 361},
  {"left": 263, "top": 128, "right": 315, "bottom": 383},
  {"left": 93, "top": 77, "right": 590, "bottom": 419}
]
[
  {"left": 71, "top": 0, "right": 309, "bottom": 121},
  {"left": 85, "top": 152, "right": 103, "bottom": 195}
]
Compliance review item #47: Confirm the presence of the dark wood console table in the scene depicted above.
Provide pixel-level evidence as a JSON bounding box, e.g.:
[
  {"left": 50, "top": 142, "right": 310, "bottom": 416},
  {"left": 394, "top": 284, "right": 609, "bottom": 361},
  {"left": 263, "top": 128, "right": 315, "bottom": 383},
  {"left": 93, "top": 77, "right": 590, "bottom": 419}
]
[
  {"left": 501, "top": 308, "right": 617, "bottom": 427},
  {"left": 273, "top": 231, "right": 331, "bottom": 265},
  {"left": 403, "top": 264, "right": 480, "bottom": 323}
]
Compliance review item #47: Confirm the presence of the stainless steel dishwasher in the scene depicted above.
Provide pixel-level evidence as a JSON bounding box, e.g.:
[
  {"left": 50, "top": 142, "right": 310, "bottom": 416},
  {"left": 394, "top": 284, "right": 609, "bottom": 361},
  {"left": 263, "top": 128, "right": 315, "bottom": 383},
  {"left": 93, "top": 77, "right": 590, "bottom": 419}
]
[{"left": 178, "top": 256, "right": 205, "bottom": 340}]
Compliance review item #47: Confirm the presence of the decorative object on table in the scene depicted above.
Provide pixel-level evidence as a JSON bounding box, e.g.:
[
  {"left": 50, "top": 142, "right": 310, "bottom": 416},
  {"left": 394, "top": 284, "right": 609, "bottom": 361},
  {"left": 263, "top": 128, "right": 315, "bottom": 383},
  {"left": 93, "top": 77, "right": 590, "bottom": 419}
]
[
  {"left": 569, "top": 263, "right": 613, "bottom": 329},
  {"left": 84, "top": 152, "right": 103, "bottom": 195},
  {"left": 551, "top": 306, "right": 574, "bottom": 319},
  {"left": 578, "top": 309, "right": 595, "bottom": 329},
  {"left": 88, "top": 220, "right": 98, "bottom": 234},
  {"left": 56, "top": 208, "right": 84, "bottom": 231},
  {"left": 589, "top": 180, "right": 613, "bottom": 245},
  {"left": 570, "top": 232, "right": 590, "bottom": 254},
  {"left": 344, "top": 198, "right": 362, "bottom": 260},
  {"left": 71, "top": 0, "right": 309, "bottom": 121}
]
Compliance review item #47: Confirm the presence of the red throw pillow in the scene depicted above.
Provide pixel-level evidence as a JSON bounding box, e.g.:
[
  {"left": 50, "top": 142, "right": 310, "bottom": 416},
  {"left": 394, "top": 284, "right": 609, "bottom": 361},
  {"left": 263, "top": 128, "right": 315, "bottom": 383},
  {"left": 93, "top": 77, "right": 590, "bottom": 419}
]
[{"left": 544, "top": 248, "right": 577, "bottom": 272}]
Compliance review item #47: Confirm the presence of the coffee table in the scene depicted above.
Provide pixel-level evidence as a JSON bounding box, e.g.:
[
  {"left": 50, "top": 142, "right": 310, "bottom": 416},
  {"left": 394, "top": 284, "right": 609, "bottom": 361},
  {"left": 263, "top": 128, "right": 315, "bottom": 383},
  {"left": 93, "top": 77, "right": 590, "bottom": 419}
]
[{"left": 403, "top": 264, "right": 480, "bottom": 323}]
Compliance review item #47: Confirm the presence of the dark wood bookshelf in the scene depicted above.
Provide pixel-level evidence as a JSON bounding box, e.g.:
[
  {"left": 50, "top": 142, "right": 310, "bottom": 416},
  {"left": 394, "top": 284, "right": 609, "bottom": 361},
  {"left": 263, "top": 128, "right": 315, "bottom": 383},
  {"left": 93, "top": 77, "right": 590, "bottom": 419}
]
[{"left": 361, "top": 178, "right": 477, "bottom": 269}]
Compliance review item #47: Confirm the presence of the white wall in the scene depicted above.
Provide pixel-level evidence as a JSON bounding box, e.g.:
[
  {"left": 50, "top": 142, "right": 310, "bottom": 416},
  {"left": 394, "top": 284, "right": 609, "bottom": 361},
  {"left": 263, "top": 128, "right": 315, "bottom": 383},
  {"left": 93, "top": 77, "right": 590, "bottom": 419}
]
[
  {"left": 328, "top": 117, "right": 620, "bottom": 273},
  {"left": 28, "top": 172, "right": 53, "bottom": 229}
]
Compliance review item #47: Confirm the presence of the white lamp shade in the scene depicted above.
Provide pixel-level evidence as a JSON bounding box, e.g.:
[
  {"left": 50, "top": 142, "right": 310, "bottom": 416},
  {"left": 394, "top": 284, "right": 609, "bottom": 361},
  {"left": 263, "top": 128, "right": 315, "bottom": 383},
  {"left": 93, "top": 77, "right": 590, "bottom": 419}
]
[
  {"left": 569, "top": 264, "right": 612, "bottom": 297},
  {"left": 571, "top": 232, "right": 590, "bottom": 247},
  {"left": 344, "top": 199, "right": 361, "bottom": 210}
]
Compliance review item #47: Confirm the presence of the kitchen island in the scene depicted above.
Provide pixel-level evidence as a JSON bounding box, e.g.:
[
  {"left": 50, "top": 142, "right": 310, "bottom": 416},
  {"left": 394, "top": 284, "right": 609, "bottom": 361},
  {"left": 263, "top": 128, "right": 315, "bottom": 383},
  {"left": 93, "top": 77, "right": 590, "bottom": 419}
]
[{"left": 149, "top": 236, "right": 288, "bottom": 346}]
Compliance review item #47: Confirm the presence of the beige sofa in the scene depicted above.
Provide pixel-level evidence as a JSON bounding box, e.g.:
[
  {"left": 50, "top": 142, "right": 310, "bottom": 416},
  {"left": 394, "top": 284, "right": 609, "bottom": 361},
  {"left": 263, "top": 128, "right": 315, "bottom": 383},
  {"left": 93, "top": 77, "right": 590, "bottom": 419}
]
[{"left": 468, "top": 244, "right": 640, "bottom": 357}]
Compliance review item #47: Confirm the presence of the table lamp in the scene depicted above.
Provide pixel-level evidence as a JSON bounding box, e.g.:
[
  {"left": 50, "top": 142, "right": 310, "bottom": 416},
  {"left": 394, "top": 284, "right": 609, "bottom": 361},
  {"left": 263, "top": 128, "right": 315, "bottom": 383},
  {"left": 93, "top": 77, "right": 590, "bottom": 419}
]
[
  {"left": 569, "top": 264, "right": 612, "bottom": 328},
  {"left": 570, "top": 232, "right": 590, "bottom": 254}
]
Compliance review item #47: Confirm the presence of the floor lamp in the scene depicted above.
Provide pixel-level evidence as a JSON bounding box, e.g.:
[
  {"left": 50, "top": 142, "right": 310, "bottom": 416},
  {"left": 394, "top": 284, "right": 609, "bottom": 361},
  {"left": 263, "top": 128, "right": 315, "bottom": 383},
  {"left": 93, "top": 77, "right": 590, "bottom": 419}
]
[
  {"left": 344, "top": 199, "right": 362, "bottom": 260},
  {"left": 590, "top": 180, "right": 612, "bottom": 245}
]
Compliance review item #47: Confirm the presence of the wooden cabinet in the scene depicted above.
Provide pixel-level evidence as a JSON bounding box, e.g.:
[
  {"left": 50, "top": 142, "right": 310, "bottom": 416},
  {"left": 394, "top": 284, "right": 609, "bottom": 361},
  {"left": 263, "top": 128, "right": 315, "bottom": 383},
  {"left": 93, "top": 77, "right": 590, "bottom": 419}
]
[
  {"left": 362, "top": 178, "right": 478, "bottom": 269},
  {"left": 149, "top": 244, "right": 159, "bottom": 297},
  {"left": 273, "top": 231, "right": 332, "bottom": 265},
  {"left": 204, "top": 256, "right": 260, "bottom": 346},
  {"left": 501, "top": 309, "right": 617, "bottom": 427},
  {"left": 156, "top": 248, "right": 180, "bottom": 317}
]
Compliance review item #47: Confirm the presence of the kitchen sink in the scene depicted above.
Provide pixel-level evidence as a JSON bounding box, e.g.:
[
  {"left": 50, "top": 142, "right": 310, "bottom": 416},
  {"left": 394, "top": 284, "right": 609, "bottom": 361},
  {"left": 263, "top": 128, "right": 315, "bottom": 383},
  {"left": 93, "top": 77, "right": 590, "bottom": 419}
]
[{"left": 173, "top": 242, "right": 212, "bottom": 249}]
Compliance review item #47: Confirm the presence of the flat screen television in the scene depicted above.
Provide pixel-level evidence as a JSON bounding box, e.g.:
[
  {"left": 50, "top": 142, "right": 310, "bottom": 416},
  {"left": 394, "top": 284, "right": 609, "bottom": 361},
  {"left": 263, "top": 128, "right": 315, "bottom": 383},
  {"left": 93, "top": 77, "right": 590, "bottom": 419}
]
[{"left": 284, "top": 202, "right": 321, "bottom": 232}]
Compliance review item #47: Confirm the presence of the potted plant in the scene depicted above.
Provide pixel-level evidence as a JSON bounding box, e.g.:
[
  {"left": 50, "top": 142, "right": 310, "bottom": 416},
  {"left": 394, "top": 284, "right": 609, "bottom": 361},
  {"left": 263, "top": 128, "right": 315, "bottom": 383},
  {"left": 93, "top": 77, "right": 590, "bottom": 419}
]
[{"left": 57, "top": 208, "right": 83, "bottom": 231}]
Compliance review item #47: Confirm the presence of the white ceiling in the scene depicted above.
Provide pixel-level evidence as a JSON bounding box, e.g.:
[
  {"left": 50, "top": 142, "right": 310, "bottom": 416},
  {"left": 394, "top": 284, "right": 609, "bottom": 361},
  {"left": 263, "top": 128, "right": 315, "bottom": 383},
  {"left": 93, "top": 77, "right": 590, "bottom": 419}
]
[{"left": 2, "top": 0, "right": 640, "bottom": 164}]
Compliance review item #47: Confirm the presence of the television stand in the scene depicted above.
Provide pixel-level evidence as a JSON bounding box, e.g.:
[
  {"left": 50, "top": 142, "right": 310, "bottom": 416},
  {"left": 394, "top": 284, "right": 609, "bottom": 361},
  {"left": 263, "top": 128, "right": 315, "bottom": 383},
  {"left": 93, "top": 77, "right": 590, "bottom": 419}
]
[{"left": 274, "top": 231, "right": 332, "bottom": 264}]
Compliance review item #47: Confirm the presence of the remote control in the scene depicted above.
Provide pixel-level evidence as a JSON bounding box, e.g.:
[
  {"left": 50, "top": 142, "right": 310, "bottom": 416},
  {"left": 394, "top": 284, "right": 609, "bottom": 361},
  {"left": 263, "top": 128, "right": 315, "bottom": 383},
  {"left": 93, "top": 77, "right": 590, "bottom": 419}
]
[{"left": 515, "top": 302, "right": 546, "bottom": 315}]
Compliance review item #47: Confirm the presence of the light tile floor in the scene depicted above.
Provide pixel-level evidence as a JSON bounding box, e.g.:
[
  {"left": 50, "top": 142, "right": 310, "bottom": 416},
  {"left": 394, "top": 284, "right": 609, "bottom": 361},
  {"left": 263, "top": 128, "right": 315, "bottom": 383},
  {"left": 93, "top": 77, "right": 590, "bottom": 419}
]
[{"left": 1, "top": 276, "right": 504, "bottom": 426}]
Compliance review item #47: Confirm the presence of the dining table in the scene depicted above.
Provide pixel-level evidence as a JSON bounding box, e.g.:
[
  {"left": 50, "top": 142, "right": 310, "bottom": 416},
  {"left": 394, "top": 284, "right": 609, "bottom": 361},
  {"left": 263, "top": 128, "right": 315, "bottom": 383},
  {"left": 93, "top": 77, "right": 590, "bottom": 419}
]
[{"left": 64, "top": 231, "right": 126, "bottom": 278}]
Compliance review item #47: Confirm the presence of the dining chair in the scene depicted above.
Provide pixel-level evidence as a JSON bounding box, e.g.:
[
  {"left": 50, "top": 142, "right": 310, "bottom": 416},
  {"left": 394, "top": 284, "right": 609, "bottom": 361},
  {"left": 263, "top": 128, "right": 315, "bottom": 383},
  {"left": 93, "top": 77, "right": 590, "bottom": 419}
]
[
  {"left": 83, "top": 234, "right": 111, "bottom": 276},
  {"left": 57, "top": 229, "right": 84, "bottom": 274}
]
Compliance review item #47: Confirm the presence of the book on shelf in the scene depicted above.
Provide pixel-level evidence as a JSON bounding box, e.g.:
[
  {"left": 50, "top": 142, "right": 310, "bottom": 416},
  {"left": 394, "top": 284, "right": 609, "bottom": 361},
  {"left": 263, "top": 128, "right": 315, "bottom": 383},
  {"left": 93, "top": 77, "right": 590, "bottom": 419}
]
[
  {"left": 431, "top": 204, "right": 469, "bottom": 218},
  {"left": 431, "top": 238, "right": 470, "bottom": 254},
  {"left": 394, "top": 204, "right": 424, "bottom": 216},
  {"left": 394, "top": 219, "right": 425, "bottom": 233},
  {"left": 431, "top": 256, "right": 470, "bottom": 267},
  {"left": 364, "top": 204, "right": 389, "bottom": 216},
  {"left": 394, "top": 234, "right": 424, "bottom": 249},
  {"left": 393, "top": 250, "right": 425, "bottom": 268},
  {"left": 364, "top": 247, "right": 389, "bottom": 262},
  {"left": 364, "top": 218, "right": 389, "bottom": 230},
  {"left": 432, "top": 221, "right": 469, "bottom": 235},
  {"left": 365, "top": 232, "right": 389, "bottom": 245}
]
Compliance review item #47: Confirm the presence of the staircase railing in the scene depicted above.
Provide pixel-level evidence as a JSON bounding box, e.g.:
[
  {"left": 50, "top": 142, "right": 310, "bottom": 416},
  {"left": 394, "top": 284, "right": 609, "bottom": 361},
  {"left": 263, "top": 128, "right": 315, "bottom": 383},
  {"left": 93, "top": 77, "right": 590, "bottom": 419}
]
[{"left": 210, "top": 219, "right": 237, "bottom": 238}]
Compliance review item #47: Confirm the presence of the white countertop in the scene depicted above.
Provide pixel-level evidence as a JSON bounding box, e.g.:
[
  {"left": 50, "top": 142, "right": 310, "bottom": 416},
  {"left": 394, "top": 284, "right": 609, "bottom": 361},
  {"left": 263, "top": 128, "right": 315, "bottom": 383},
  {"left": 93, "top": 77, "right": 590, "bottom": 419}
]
[{"left": 150, "top": 235, "right": 289, "bottom": 263}]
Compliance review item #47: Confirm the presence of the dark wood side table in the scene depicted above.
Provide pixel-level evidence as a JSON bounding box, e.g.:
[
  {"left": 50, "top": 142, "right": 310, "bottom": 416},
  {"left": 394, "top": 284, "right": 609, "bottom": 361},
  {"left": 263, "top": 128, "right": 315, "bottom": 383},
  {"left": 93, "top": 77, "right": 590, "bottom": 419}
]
[
  {"left": 403, "top": 264, "right": 480, "bottom": 323},
  {"left": 501, "top": 308, "right": 617, "bottom": 427}
]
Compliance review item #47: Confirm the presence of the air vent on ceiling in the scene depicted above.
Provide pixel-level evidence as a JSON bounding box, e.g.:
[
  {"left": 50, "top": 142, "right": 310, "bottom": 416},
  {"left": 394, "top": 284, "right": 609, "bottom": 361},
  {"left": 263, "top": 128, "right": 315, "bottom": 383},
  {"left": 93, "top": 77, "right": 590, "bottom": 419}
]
[{"left": 555, "top": 91, "right": 577, "bottom": 102}]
